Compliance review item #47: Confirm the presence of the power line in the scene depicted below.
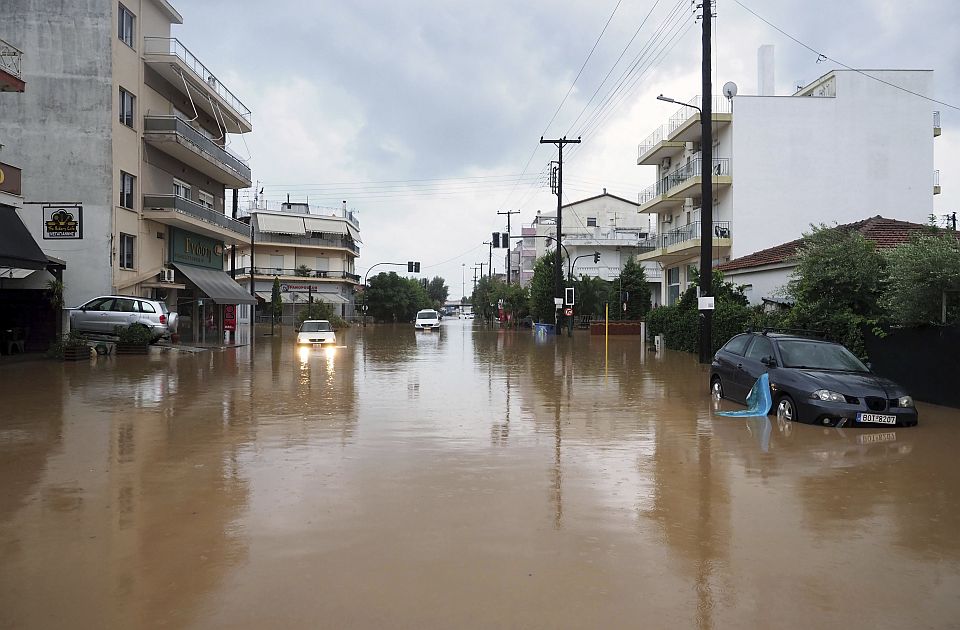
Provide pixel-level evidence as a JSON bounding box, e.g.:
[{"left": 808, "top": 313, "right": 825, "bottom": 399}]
[{"left": 731, "top": 0, "right": 960, "bottom": 111}]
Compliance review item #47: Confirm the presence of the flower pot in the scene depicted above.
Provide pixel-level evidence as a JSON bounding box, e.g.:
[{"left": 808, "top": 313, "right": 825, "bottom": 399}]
[
  {"left": 62, "top": 345, "right": 90, "bottom": 361},
  {"left": 115, "top": 343, "right": 149, "bottom": 355}
]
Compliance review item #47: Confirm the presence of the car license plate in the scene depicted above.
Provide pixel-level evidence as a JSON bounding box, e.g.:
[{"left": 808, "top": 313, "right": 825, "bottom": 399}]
[
  {"left": 857, "top": 413, "right": 896, "bottom": 425},
  {"left": 312, "top": 343, "right": 323, "bottom": 347},
  {"left": 858, "top": 432, "right": 896, "bottom": 445}
]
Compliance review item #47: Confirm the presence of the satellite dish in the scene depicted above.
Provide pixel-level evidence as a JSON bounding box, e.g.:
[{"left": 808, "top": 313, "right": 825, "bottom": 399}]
[{"left": 722, "top": 81, "right": 738, "bottom": 99}]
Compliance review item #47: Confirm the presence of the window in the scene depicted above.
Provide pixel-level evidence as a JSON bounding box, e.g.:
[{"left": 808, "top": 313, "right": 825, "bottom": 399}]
[
  {"left": 119, "top": 87, "right": 135, "bottom": 128},
  {"left": 120, "top": 171, "right": 135, "bottom": 209},
  {"left": 84, "top": 297, "right": 116, "bottom": 311},
  {"left": 315, "top": 257, "right": 329, "bottom": 272},
  {"left": 198, "top": 190, "right": 214, "bottom": 210},
  {"left": 173, "top": 178, "right": 192, "bottom": 201},
  {"left": 115, "top": 297, "right": 137, "bottom": 312},
  {"left": 686, "top": 264, "right": 697, "bottom": 290},
  {"left": 723, "top": 334, "right": 751, "bottom": 356},
  {"left": 119, "top": 233, "right": 135, "bottom": 270},
  {"left": 270, "top": 255, "right": 284, "bottom": 273},
  {"left": 745, "top": 336, "right": 774, "bottom": 361},
  {"left": 667, "top": 267, "right": 681, "bottom": 306},
  {"left": 586, "top": 217, "right": 597, "bottom": 227},
  {"left": 138, "top": 301, "right": 156, "bottom": 313},
  {"left": 118, "top": 4, "right": 135, "bottom": 48}
]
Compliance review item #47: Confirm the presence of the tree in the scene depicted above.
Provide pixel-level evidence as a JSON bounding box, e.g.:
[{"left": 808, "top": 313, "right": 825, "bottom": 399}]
[
  {"left": 472, "top": 276, "right": 530, "bottom": 323},
  {"left": 528, "top": 254, "right": 558, "bottom": 322},
  {"left": 295, "top": 264, "right": 312, "bottom": 277},
  {"left": 296, "top": 298, "right": 346, "bottom": 329},
  {"left": 270, "top": 276, "right": 283, "bottom": 334},
  {"left": 613, "top": 257, "right": 652, "bottom": 320},
  {"left": 426, "top": 276, "right": 449, "bottom": 309},
  {"left": 882, "top": 229, "right": 960, "bottom": 326},
  {"left": 365, "top": 272, "right": 432, "bottom": 322},
  {"left": 572, "top": 274, "right": 611, "bottom": 319}
]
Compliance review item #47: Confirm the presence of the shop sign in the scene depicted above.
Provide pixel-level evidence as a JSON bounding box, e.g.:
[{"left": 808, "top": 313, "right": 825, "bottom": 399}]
[
  {"left": 279, "top": 283, "right": 316, "bottom": 292},
  {"left": 223, "top": 304, "right": 237, "bottom": 331},
  {"left": 0, "top": 161, "right": 23, "bottom": 196},
  {"left": 170, "top": 228, "right": 225, "bottom": 270},
  {"left": 43, "top": 205, "right": 83, "bottom": 239}
]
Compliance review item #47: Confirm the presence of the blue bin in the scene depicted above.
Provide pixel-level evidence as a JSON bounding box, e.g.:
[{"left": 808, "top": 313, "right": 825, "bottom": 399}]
[{"left": 533, "top": 323, "right": 556, "bottom": 336}]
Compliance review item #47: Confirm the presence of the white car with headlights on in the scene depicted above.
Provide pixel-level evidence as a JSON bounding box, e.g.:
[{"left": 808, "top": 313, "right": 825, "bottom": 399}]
[{"left": 297, "top": 320, "right": 336, "bottom": 346}]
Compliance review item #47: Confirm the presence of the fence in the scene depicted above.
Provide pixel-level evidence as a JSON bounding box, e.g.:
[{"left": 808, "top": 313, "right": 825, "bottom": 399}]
[{"left": 863, "top": 326, "right": 960, "bottom": 408}]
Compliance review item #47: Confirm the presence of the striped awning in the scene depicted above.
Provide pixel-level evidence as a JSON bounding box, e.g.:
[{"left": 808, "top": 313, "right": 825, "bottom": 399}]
[{"left": 256, "top": 213, "right": 306, "bottom": 235}]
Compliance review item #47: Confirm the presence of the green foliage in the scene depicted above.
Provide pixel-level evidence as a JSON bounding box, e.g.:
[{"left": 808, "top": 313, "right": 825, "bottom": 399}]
[
  {"left": 115, "top": 323, "right": 154, "bottom": 345},
  {"left": 572, "top": 274, "right": 612, "bottom": 319},
  {"left": 426, "top": 276, "right": 450, "bottom": 309},
  {"left": 613, "top": 257, "right": 652, "bottom": 320},
  {"left": 882, "top": 229, "right": 960, "bottom": 326},
  {"left": 46, "top": 330, "right": 88, "bottom": 358},
  {"left": 365, "top": 271, "right": 432, "bottom": 322},
  {"left": 472, "top": 276, "right": 529, "bottom": 322},
  {"left": 295, "top": 299, "right": 348, "bottom": 329},
  {"left": 295, "top": 264, "right": 312, "bottom": 277},
  {"left": 528, "top": 254, "right": 558, "bottom": 322},
  {"left": 46, "top": 279, "right": 65, "bottom": 311},
  {"left": 270, "top": 277, "right": 283, "bottom": 320}
]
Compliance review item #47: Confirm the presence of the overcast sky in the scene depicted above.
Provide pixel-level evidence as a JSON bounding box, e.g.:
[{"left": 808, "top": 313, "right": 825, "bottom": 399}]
[{"left": 175, "top": 0, "right": 959, "bottom": 298}]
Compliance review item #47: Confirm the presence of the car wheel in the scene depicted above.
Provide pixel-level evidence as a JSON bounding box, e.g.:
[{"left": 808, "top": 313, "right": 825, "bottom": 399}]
[
  {"left": 710, "top": 376, "right": 723, "bottom": 401},
  {"left": 776, "top": 394, "right": 798, "bottom": 423}
]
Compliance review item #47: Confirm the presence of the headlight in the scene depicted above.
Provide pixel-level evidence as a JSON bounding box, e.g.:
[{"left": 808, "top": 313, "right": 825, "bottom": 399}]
[
  {"left": 812, "top": 389, "right": 846, "bottom": 403},
  {"left": 898, "top": 395, "right": 914, "bottom": 408}
]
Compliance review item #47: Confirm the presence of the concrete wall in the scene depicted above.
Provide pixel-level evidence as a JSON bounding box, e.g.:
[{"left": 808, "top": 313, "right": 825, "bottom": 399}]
[
  {"left": 730, "top": 70, "right": 934, "bottom": 258},
  {"left": 0, "top": 0, "right": 115, "bottom": 307}
]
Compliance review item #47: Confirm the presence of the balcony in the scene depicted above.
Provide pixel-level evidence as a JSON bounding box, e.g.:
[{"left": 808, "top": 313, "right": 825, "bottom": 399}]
[
  {"left": 934, "top": 169, "right": 941, "bottom": 195},
  {"left": 0, "top": 37, "right": 25, "bottom": 92},
  {"left": 934, "top": 111, "right": 941, "bottom": 138},
  {"left": 143, "top": 38, "right": 252, "bottom": 133},
  {"left": 638, "top": 221, "right": 732, "bottom": 265},
  {"left": 143, "top": 116, "right": 252, "bottom": 188},
  {"left": 667, "top": 96, "right": 732, "bottom": 143},
  {"left": 637, "top": 125, "right": 685, "bottom": 166},
  {"left": 143, "top": 194, "right": 251, "bottom": 245},
  {"left": 638, "top": 156, "right": 731, "bottom": 214},
  {"left": 254, "top": 231, "right": 360, "bottom": 256},
  {"left": 234, "top": 267, "right": 361, "bottom": 283},
  {"left": 564, "top": 231, "right": 658, "bottom": 252}
]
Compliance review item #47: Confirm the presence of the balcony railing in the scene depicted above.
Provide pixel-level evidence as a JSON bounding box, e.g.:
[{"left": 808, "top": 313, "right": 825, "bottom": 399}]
[
  {"left": 0, "top": 37, "right": 24, "bottom": 79},
  {"left": 144, "top": 116, "right": 251, "bottom": 183},
  {"left": 143, "top": 37, "right": 251, "bottom": 124},
  {"left": 254, "top": 231, "right": 360, "bottom": 255},
  {"left": 668, "top": 96, "right": 733, "bottom": 134},
  {"left": 659, "top": 221, "right": 731, "bottom": 249},
  {"left": 934, "top": 111, "right": 941, "bottom": 129},
  {"left": 235, "top": 267, "right": 361, "bottom": 282},
  {"left": 143, "top": 194, "right": 250, "bottom": 238},
  {"left": 239, "top": 202, "right": 360, "bottom": 229},
  {"left": 639, "top": 156, "right": 730, "bottom": 204},
  {"left": 934, "top": 169, "right": 941, "bottom": 194},
  {"left": 638, "top": 124, "right": 670, "bottom": 159}
]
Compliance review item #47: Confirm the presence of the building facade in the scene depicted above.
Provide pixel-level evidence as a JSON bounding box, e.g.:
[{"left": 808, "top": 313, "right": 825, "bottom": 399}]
[
  {"left": 636, "top": 67, "right": 940, "bottom": 306},
  {"left": 233, "top": 202, "right": 362, "bottom": 321},
  {"left": 0, "top": 0, "right": 255, "bottom": 344}
]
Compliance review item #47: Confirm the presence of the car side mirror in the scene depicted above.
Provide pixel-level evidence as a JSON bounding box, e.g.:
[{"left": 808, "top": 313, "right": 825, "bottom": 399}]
[
  {"left": 865, "top": 361, "right": 873, "bottom": 371},
  {"left": 761, "top": 356, "right": 777, "bottom": 367}
]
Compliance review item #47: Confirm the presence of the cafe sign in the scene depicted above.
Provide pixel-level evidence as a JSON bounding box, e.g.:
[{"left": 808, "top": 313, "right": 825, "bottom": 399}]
[
  {"left": 170, "top": 227, "right": 225, "bottom": 270},
  {"left": 43, "top": 205, "right": 83, "bottom": 239}
]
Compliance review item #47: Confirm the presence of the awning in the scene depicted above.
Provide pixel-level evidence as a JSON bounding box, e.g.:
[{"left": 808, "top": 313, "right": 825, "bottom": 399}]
[
  {"left": 346, "top": 223, "right": 362, "bottom": 243},
  {"left": 256, "top": 213, "right": 306, "bottom": 235},
  {"left": 254, "top": 291, "right": 348, "bottom": 304},
  {"left": 173, "top": 263, "right": 256, "bottom": 304},
  {"left": 303, "top": 216, "right": 347, "bottom": 235},
  {"left": 0, "top": 205, "right": 48, "bottom": 269}
]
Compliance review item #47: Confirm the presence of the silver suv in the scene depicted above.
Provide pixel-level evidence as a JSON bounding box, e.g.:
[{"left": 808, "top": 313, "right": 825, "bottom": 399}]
[{"left": 69, "top": 295, "right": 178, "bottom": 342}]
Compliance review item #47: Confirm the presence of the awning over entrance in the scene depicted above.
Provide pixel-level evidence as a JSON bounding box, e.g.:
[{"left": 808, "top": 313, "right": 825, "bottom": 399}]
[
  {"left": 173, "top": 263, "right": 256, "bottom": 304},
  {"left": 0, "top": 206, "right": 48, "bottom": 269},
  {"left": 254, "top": 291, "right": 349, "bottom": 304}
]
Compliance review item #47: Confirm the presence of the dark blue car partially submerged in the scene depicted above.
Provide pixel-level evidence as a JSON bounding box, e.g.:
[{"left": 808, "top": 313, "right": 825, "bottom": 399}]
[{"left": 710, "top": 332, "right": 918, "bottom": 427}]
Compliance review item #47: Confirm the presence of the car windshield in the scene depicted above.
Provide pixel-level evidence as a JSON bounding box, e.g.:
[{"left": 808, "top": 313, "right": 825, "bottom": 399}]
[
  {"left": 417, "top": 311, "right": 438, "bottom": 320},
  {"left": 777, "top": 340, "right": 868, "bottom": 372},
  {"left": 300, "top": 321, "right": 332, "bottom": 332}
]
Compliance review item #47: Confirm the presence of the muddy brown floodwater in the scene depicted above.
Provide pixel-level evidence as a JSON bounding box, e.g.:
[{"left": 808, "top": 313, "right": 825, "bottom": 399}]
[{"left": 1, "top": 319, "right": 959, "bottom": 628}]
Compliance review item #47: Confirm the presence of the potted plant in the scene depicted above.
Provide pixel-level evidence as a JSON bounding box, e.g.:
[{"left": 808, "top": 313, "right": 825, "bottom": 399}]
[
  {"left": 115, "top": 324, "right": 153, "bottom": 354},
  {"left": 48, "top": 331, "right": 90, "bottom": 361}
]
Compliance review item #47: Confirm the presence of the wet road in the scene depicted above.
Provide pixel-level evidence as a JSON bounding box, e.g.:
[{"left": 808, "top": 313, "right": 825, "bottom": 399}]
[{"left": 1, "top": 319, "right": 959, "bottom": 628}]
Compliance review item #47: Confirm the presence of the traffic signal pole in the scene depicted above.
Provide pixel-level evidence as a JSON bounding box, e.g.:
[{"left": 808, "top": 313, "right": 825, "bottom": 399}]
[
  {"left": 497, "top": 210, "right": 520, "bottom": 284},
  {"left": 541, "top": 136, "right": 580, "bottom": 335}
]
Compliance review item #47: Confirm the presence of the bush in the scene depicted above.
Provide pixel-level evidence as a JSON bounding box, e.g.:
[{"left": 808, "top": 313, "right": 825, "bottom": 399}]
[
  {"left": 116, "top": 324, "right": 155, "bottom": 345},
  {"left": 296, "top": 300, "right": 348, "bottom": 329},
  {"left": 46, "top": 331, "right": 88, "bottom": 358}
]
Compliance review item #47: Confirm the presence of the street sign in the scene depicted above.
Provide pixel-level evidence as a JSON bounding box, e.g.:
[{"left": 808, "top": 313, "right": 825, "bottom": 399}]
[
  {"left": 698, "top": 296, "right": 715, "bottom": 310},
  {"left": 554, "top": 297, "right": 563, "bottom": 307},
  {"left": 564, "top": 307, "right": 573, "bottom": 317}
]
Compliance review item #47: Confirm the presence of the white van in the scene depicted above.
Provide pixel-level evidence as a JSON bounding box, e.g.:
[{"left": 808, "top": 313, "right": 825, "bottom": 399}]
[
  {"left": 296, "top": 320, "right": 336, "bottom": 346},
  {"left": 414, "top": 309, "right": 440, "bottom": 331}
]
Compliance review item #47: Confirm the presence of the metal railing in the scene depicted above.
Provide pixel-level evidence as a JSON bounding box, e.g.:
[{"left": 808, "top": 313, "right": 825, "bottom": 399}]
[
  {"left": 235, "top": 267, "right": 360, "bottom": 282},
  {"left": 934, "top": 111, "right": 941, "bottom": 129},
  {"left": 934, "top": 169, "right": 940, "bottom": 188},
  {"left": 254, "top": 231, "right": 360, "bottom": 255},
  {"left": 143, "top": 37, "right": 252, "bottom": 123},
  {"left": 144, "top": 116, "right": 251, "bottom": 182},
  {"left": 638, "top": 124, "right": 670, "bottom": 159},
  {"left": 238, "top": 202, "right": 360, "bottom": 229},
  {"left": 638, "top": 156, "right": 730, "bottom": 204},
  {"left": 659, "top": 221, "right": 731, "bottom": 249},
  {"left": 668, "top": 95, "right": 733, "bottom": 134},
  {"left": 142, "top": 194, "right": 250, "bottom": 238},
  {"left": 0, "top": 37, "right": 24, "bottom": 79}
]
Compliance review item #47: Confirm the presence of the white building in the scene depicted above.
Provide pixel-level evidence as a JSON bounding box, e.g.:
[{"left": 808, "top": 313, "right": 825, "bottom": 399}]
[
  {"left": 232, "top": 202, "right": 361, "bottom": 321},
  {"left": 636, "top": 59, "right": 940, "bottom": 306}
]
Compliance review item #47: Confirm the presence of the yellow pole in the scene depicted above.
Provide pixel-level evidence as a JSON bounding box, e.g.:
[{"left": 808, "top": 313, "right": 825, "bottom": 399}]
[{"left": 604, "top": 303, "right": 609, "bottom": 374}]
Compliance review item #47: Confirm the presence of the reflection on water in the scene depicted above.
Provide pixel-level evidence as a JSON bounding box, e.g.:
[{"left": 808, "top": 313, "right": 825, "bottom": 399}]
[{"left": 0, "top": 320, "right": 958, "bottom": 628}]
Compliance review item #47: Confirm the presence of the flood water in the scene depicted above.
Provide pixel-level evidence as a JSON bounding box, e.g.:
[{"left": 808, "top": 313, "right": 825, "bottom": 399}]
[{"left": 1, "top": 319, "right": 959, "bottom": 628}]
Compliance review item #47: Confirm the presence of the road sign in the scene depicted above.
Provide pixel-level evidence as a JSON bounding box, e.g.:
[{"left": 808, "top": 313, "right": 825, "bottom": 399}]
[
  {"left": 563, "top": 307, "right": 573, "bottom": 317},
  {"left": 698, "top": 296, "right": 715, "bottom": 310}
]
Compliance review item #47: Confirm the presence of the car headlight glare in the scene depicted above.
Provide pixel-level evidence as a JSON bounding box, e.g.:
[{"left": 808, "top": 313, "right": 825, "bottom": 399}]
[
  {"left": 898, "top": 395, "right": 914, "bottom": 408},
  {"left": 812, "top": 389, "right": 846, "bottom": 403}
]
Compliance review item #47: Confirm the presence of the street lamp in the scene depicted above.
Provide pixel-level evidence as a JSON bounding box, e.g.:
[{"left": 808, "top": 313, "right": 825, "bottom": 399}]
[{"left": 657, "top": 92, "right": 713, "bottom": 364}]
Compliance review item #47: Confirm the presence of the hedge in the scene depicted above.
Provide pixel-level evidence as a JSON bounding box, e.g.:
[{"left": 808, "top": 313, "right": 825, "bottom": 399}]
[{"left": 647, "top": 301, "right": 784, "bottom": 354}]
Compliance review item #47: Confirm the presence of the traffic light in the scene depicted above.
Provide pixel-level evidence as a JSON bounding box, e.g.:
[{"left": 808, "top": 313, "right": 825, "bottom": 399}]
[
  {"left": 593, "top": 251, "right": 601, "bottom": 263},
  {"left": 407, "top": 261, "right": 414, "bottom": 272},
  {"left": 501, "top": 232, "right": 508, "bottom": 248},
  {"left": 565, "top": 287, "right": 575, "bottom": 306},
  {"left": 492, "top": 232, "right": 500, "bottom": 248},
  {"left": 414, "top": 262, "right": 420, "bottom": 273}
]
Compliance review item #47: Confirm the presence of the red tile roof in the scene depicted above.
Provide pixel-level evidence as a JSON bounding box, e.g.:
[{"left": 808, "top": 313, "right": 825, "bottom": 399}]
[{"left": 717, "top": 216, "right": 934, "bottom": 273}]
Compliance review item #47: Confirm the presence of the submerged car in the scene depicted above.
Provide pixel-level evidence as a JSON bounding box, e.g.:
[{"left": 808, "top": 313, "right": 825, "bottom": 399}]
[
  {"left": 711, "top": 332, "right": 918, "bottom": 427},
  {"left": 297, "top": 320, "right": 336, "bottom": 346},
  {"left": 414, "top": 309, "right": 440, "bottom": 330},
  {"left": 69, "top": 295, "right": 177, "bottom": 342}
]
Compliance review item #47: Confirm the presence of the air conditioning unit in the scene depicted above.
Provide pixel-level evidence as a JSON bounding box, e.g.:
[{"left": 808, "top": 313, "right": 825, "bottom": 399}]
[
  {"left": 660, "top": 157, "right": 671, "bottom": 170},
  {"left": 161, "top": 268, "right": 175, "bottom": 283}
]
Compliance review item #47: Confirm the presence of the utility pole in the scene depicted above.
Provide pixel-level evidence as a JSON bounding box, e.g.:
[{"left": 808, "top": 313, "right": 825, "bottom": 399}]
[
  {"left": 950, "top": 212, "right": 957, "bottom": 231},
  {"left": 478, "top": 262, "right": 485, "bottom": 281},
  {"left": 541, "top": 136, "right": 580, "bottom": 333},
  {"left": 472, "top": 266, "right": 479, "bottom": 292},
  {"left": 698, "top": 0, "right": 715, "bottom": 365},
  {"left": 483, "top": 241, "right": 493, "bottom": 279},
  {"left": 497, "top": 210, "right": 520, "bottom": 284}
]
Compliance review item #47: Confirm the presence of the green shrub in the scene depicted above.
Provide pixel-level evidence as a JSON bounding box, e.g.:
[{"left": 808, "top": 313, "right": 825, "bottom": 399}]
[
  {"left": 116, "top": 324, "right": 155, "bottom": 345},
  {"left": 296, "top": 300, "right": 348, "bottom": 329},
  {"left": 47, "top": 331, "right": 88, "bottom": 358}
]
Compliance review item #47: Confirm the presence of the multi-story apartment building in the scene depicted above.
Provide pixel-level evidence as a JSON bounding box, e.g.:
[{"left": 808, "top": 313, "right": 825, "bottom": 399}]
[
  {"left": 636, "top": 66, "right": 939, "bottom": 306},
  {"left": 232, "top": 202, "right": 362, "bottom": 321},
  {"left": 0, "top": 0, "right": 255, "bottom": 344}
]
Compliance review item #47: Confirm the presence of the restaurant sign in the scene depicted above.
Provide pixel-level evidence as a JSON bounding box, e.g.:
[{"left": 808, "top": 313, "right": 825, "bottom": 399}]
[
  {"left": 170, "top": 227, "right": 225, "bottom": 270},
  {"left": 43, "top": 205, "right": 83, "bottom": 239},
  {"left": 0, "top": 161, "right": 23, "bottom": 196}
]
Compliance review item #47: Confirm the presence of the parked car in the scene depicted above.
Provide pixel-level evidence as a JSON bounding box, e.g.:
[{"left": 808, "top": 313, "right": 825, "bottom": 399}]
[
  {"left": 296, "top": 320, "right": 336, "bottom": 346},
  {"left": 414, "top": 309, "right": 440, "bottom": 330},
  {"left": 710, "top": 331, "right": 918, "bottom": 427},
  {"left": 69, "top": 295, "right": 177, "bottom": 342}
]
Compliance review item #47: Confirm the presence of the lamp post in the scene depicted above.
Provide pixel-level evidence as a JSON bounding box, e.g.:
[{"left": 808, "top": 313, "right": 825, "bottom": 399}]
[
  {"left": 656, "top": 92, "right": 713, "bottom": 364},
  {"left": 362, "top": 261, "right": 413, "bottom": 327}
]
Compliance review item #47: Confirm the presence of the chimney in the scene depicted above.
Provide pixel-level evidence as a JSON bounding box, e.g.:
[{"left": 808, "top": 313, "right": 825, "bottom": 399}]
[
  {"left": 603, "top": 187, "right": 607, "bottom": 195},
  {"left": 758, "top": 45, "right": 775, "bottom": 96}
]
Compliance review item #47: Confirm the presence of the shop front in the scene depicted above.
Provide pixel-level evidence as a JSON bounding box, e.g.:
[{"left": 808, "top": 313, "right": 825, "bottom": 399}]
[{"left": 169, "top": 227, "right": 255, "bottom": 345}]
